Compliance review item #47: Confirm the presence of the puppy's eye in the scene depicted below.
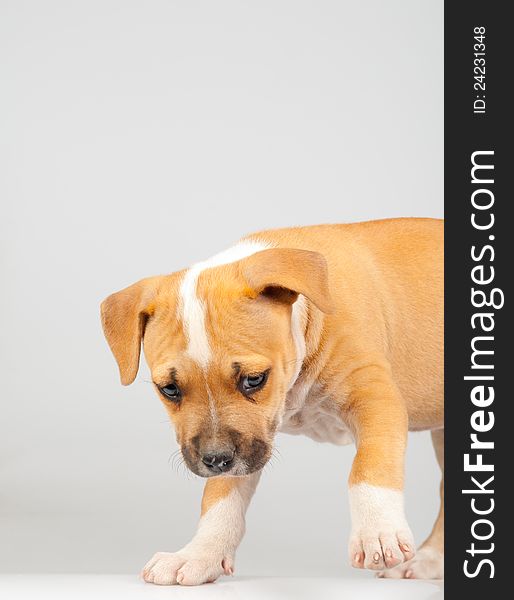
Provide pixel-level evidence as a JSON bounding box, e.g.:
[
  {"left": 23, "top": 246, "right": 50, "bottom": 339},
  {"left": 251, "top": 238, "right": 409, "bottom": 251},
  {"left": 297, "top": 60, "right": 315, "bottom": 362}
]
[
  {"left": 159, "top": 383, "right": 181, "bottom": 402},
  {"left": 239, "top": 371, "right": 269, "bottom": 396}
]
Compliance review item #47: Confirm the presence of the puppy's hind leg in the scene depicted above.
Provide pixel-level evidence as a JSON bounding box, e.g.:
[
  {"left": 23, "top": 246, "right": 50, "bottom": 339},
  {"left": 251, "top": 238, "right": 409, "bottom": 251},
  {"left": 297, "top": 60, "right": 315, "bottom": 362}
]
[{"left": 379, "top": 428, "right": 444, "bottom": 579}]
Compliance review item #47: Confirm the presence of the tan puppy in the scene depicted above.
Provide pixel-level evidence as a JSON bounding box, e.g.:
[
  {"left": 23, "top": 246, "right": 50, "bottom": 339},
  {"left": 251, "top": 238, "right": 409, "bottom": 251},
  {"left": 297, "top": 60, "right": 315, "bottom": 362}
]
[{"left": 101, "top": 218, "right": 444, "bottom": 585}]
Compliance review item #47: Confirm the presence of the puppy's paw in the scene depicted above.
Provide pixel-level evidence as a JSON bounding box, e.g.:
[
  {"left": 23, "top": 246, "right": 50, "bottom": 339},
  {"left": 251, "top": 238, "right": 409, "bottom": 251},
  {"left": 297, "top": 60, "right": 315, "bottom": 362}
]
[
  {"left": 377, "top": 546, "right": 443, "bottom": 579},
  {"left": 348, "top": 484, "right": 415, "bottom": 571},
  {"left": 349, "top": 527, "right": 415, "bottom": 571},
  {"left": 141, "top": 551, "right": 233, "bottom": 586}
]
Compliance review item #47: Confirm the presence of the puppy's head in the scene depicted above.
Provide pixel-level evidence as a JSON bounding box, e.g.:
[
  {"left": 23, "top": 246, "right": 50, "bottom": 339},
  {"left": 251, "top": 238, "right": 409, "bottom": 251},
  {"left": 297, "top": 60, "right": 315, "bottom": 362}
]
[{"left": 101, "top": 245, "right": 333, "bottom": 477}]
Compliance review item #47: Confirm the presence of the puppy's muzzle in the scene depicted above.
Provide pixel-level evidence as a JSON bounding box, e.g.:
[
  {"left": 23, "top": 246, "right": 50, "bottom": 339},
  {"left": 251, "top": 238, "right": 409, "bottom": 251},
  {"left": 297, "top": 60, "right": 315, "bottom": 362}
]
[{"left": 182, "top": 433, "right": 272, "bottom": 477}]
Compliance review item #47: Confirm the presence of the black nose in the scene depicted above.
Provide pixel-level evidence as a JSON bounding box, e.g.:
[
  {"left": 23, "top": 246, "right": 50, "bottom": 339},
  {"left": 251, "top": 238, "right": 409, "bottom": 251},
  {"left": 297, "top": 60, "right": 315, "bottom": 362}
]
[{"left": 201, "top": 450, "right": 235, "bottom": 473}]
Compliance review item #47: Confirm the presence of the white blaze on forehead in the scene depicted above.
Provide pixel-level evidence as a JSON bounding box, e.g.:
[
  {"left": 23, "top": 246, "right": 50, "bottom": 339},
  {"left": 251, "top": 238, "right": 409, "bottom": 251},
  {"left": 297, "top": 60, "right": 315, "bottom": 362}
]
[{"left": 179, "top": 240, "right": 271, "bottom": 368}]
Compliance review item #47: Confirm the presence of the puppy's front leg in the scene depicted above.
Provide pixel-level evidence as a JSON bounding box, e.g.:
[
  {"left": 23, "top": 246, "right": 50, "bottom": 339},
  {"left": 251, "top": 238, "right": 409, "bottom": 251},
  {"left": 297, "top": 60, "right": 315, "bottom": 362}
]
[
  {"left": 142, "top": 472, "right": 260, "bottom": 586},
  {"left": 344, "top": 365, "right": 415, "bottom": 572}
]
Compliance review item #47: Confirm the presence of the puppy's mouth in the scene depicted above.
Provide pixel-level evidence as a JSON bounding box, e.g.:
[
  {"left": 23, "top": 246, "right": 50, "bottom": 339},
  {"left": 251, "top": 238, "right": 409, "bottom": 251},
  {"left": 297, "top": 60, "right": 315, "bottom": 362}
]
[{"left": 181, "top": 438, "right": 271, "bottom": 478}]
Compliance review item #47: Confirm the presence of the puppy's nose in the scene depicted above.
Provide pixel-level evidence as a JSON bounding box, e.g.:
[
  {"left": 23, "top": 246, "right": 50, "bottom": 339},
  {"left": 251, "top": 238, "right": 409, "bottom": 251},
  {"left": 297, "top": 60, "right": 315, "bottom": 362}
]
[{"left": 201, "top": 449, "right": 235, "bottom": 473}]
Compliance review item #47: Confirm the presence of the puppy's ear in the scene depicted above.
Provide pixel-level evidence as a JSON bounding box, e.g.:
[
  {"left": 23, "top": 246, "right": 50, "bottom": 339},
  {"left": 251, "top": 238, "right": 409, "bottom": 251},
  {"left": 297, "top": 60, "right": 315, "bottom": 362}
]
[
  {"left": 243, "top": 248, "right": 334, "bottom": 314},
  {"left": 100, "top": 277, "right": 162, "bottom": 385}
]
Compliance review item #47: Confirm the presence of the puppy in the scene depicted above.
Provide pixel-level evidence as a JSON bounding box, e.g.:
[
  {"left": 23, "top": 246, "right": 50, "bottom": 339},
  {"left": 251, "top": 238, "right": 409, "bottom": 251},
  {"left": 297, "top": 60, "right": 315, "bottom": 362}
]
[{"left": 101, "top": 218, "right": 443, "bottom": 585}]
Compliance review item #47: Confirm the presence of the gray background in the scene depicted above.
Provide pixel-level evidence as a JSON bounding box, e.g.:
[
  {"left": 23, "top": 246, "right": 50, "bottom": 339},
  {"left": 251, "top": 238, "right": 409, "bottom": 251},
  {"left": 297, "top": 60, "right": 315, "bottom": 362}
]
[{"left": 0, "top": 0, "right": 443, "bottom": 576}]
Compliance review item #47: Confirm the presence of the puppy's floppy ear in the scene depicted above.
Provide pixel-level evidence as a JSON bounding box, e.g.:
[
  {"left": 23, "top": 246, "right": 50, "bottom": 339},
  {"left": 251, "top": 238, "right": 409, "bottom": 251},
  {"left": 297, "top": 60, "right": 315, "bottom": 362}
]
[
  {"left": 100, "top": 276, "right": 163, "bottom": 385},
  {"left": 243, "top": 248, "right": 334, "bottom": 314}
]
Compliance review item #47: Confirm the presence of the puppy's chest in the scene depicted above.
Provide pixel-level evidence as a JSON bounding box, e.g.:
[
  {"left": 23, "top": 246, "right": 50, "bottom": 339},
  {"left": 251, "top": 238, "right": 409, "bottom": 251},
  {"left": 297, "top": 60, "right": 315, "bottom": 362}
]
[{"left": 279, "top": 381, "right": 354, "bottom": 446}]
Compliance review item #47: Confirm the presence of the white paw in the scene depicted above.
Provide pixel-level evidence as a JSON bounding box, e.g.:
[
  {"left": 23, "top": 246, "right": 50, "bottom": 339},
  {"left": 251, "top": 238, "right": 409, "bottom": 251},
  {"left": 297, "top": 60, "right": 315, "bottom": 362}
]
[
  {"left": 349, "top": 526, "right": 415, "bottom": 570},
  {"left": 348, "top": 484, "right": 415, "bottom": 571},
  {"left": 377, "top": 546, "right": 443, "bottom": 579},
  {"left": 141, "top": 551, "right": 233, "bottom": 586}
]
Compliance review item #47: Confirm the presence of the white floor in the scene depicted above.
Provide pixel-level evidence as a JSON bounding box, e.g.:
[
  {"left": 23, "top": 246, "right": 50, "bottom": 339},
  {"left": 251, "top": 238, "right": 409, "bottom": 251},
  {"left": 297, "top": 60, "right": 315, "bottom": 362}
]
[{"left": 0, "top": 575, "right": 443, "bottom": 600}]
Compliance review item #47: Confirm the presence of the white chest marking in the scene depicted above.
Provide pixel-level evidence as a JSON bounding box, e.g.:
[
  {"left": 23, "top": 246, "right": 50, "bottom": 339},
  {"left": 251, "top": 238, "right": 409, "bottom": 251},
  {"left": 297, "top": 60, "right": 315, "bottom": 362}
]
[
  {"left": 280, "top": 381, "right": 354, "bottom": 446},
  {"left": 179, "top": 240, "right": 271, "bottom": 368}
]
